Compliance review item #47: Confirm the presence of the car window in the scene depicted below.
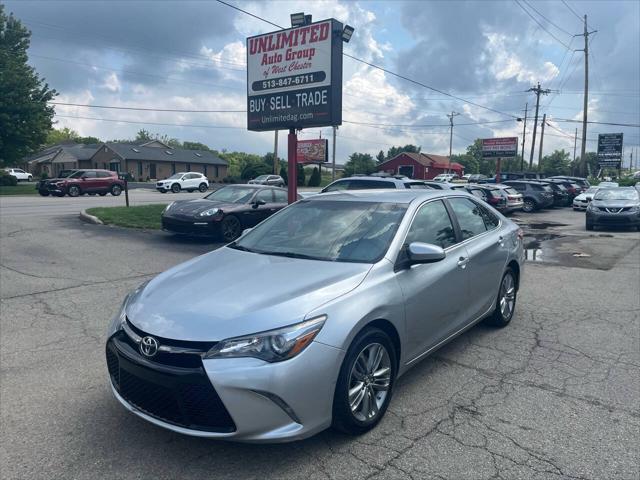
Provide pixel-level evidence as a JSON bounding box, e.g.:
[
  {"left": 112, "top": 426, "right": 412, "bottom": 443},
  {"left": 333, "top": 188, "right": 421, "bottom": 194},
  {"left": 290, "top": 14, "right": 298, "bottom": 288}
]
[
  {"left": 509, "top": 183, "right": 525, "bottom": 192},
  {"left": 350, "top": 180, "right": 396, "bottom": 190},
  {"left": 477, "top": 203, "right": 500, "bottom": 229},
  {"left": 470, "top": 189, "right": 487, "bottom": 201},
  {"left": 83, "top": 171, "right": 97, "bottom": 178},
  {"left": 405, "top": 182, "right": 431, "bottom": 189},
  {"left": 273, "top": 189, "right": 288, "bottom": 203},
  {"left": 405, "top": 200, "right": 456, "bottom": 249},
  {"left": 323, "top": 180, "right": 350, "bottom": 192},
  {"left": 15, "top": 169, "right": 25, "bottom": 173},
  {"left": 97, "top": 171, "right": 111, "bottom": 178},
  {"left": 448, "top": 197, "right": 488, "bottom": 240},
  {"left": 254, "top": 189, "right": 274, "bottom": 203},
  {"left": 504, "top": 188, "right": 519, "bottom": 195},
  {"left": 205, "top": 186, "right": 258, "bottom": 203}
]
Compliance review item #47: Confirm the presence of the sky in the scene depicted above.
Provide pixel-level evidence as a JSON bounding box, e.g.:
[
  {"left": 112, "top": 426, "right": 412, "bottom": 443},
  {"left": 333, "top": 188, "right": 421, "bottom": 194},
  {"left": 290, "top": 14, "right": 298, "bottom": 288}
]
[{"left": 5, "top": 0, "right": 640, "bottom": 167}]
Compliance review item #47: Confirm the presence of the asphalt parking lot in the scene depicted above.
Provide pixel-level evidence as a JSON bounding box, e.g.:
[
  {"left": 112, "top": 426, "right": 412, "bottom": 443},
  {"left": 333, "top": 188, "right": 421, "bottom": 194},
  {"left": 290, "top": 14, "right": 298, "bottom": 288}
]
[{"left": 1, "top": 194, "right": 638, "bottom": 480}]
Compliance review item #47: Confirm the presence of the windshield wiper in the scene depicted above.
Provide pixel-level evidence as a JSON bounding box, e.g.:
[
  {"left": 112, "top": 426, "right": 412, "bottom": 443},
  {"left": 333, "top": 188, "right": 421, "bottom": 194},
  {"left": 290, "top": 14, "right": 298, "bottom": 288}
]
[
  {"left": 261, "top": 251, "right": 328, "bottom": 261},
  {"left": 227, "top": 243, "right": 256, "bottom": 253}
]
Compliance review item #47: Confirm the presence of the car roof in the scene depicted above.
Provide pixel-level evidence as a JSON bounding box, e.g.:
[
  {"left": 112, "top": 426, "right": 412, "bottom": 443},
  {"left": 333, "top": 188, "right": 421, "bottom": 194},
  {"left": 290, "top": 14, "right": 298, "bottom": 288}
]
[
  {"left": 303, "top": 188, "right": 464, "bottom": 204},
  {"left": 221, "top": 184, "right": 283, "bottom": 190}
]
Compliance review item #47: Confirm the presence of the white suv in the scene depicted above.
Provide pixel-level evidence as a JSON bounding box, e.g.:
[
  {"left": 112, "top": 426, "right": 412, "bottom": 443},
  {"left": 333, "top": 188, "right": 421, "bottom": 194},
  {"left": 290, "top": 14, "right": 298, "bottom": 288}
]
[
  {"left": 156, "top": 172, "right": 209, "bottom": 193},
  {"left": 4, "top": 168, "right": 33, "bottom": 182}
]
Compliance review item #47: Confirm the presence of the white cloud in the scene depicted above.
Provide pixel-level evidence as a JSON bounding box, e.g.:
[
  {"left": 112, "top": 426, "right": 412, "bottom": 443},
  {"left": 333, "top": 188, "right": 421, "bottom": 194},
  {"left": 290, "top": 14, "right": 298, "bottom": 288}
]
[
  {"left": 485, "top": 33, "right": 559, "bottom": 84},
  {"left": 102, "top": 72, "right": 121, "bottom": 93}
]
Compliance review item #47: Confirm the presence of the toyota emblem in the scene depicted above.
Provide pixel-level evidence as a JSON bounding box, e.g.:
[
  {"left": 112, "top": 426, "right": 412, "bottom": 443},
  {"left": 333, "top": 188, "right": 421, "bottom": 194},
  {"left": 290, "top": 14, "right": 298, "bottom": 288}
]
[{"left": 140, "top": 336, "right": 159, "bottom": 357}]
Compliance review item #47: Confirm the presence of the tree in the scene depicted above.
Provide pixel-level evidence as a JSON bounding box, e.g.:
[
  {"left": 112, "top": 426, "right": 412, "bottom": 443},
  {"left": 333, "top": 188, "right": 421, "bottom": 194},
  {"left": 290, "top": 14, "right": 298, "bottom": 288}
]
[
  {"left": 307, "top": 166, "right": 321, "bottom": 186},
  {"left": 451, "top": 153, "right": 479, "bottom": 174},
  {"left": 279, "top": 165, "right": 288, "bottom": 185},
  {"left": 343, "top": 152, "right": 376, "bottom": 177},
  {"left": 297, "top": 164, "right": 305, "bottom": 185},
  {"left": 0, "top": 6, "right": 57, "bottom": 165},
  {"left": 241, "top": 161, "right": 271, "bottom": 180},
  {"left": 45, "top": 127, "right": 78, "bottom": 146},
  {"left": 134, "top": 129, "right": 153, "bottom": 142},
  {"left": 376, "top": 150, "right": 385, "bottom": 163},
  {"left": 183, "top": 141, "right": 212, "bottom": 151},
  {"left": 539, "top": 149, "right": 571, "bottom": 176},
  {"left": 76, "top": 136, "right": 101, "bottom": 145},
  {"left": 385, "top": 144, "right": 420, "bottom": 160}
]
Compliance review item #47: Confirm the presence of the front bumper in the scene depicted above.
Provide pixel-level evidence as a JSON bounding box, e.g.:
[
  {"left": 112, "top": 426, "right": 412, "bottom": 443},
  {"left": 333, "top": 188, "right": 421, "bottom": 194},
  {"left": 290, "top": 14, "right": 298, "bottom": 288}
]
[
  {"left": 107, "top": 330, "right": 344, "bottom": 442},
  {"left": 161, "top": 215, "right": 220, "bottom": 236},
  {"left": 586, "top": 210, "right": 640, "bottom": 227}
]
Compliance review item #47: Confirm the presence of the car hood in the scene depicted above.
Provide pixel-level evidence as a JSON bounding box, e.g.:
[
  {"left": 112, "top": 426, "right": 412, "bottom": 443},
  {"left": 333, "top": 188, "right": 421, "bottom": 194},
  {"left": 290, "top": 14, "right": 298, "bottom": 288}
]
[
  {"left": 591, "top": 199, "right": 638, "bottom": 208},
  {"left": 165, "top": 199, "right": 241, "bottom": 216},
  {"left": 125, "top": 247, "right": 372, "bottom": 341}
]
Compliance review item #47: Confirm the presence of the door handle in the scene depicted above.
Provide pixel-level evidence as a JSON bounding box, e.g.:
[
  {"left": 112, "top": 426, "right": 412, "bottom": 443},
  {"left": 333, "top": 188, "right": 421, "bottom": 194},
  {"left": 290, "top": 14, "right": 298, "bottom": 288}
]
[
  {"left": 497, "top": 235, "right": 504, "bottom": 245},
  {"left": 457, "top": 256, "right": 469, "bottom": 268}
]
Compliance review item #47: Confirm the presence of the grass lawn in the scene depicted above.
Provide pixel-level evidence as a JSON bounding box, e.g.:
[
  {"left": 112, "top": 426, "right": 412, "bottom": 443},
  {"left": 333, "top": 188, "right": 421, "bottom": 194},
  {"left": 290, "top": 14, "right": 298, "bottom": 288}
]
[
  {"left": 0, "top": 184, "right": 39, "bottom": 195},
  {"left": 86, "top": 204, "right": 167, "bottom": 229}
]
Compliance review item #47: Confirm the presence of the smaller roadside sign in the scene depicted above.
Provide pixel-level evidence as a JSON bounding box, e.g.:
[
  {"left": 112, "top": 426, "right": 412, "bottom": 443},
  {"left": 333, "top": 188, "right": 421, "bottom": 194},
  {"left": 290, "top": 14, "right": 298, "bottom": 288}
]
[
  {"left": 481, "top": 137, "right": 518, "bottom": 158},
  {"left": 597, "top": 133, "right": 623, "bottom": 168},
  {"left": 296, "top": 139, "right": 328, "bottom": 163}
]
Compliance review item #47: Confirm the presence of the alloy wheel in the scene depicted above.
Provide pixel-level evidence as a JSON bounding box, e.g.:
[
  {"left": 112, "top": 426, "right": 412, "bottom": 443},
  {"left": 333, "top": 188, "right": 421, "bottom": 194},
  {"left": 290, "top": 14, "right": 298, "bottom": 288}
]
[
  {"left": 348, "top": 343, "right": 391, "bottom": 422},
  {"left": 221, "top": 216, "right": 241, "bottom": 241},
  {"left": 523, "top": 200, "right": 535, "bottom": 212},
  {"left": 68, "top": 186, "right": 80, "bottom": 197},
  {"left": 499, "top": 273, "right": 516, "bottom": 320}
]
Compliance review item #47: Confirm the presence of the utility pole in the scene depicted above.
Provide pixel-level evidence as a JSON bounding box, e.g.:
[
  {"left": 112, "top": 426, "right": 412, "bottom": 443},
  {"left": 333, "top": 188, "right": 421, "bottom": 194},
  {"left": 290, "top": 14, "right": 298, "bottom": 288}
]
[
  {"left": 527, "top": 82, "right": 550, "bottom": 169},
  {"left": 447, "top": 111, "right": 460, "bottom": 173},
  {"left": 573, "top": 128, "right": 578, "bottom": 174},
  {"left": 273, "top": 130, "right": 279, "bottom": 175},
  {"left": 520, "top": 102, "right": 528, "bottom": 172},
  {"left": 538, "top": 114, "right": 547, "bottom": 167},
  {"left": 576, "top": 15, "right": 597, "bottom": 176},
  {"left": 332, "top": 126, "right": 337, "bottom": 181}
]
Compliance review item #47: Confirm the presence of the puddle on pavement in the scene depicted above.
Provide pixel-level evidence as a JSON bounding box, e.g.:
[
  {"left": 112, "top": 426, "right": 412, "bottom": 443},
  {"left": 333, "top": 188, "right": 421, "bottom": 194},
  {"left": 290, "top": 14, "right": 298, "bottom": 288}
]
[
  {"left": 524, "top": 233, "right": 564, "bottom": 262},
  {"left": 524, "top": 222, "right": 569, "bottom": 230}
]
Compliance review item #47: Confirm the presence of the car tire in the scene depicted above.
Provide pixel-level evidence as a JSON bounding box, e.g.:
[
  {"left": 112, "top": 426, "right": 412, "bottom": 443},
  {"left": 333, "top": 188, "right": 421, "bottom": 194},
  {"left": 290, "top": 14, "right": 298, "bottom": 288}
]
[
  {"left": 110, "top": 184, "right": 122, "bottom": 196},
  {"left": 99, "top": 192, "right": 107, "bottom": 196},
  {"left": 171, "top": 183, "right": 181, "bottom": 193},
  {"left": 68, "top": 185, "right": 81, "bottom": 197},
  {"left": 522, "top": 199, "right": 537, "bottom": 213},
  {"left": 28, "top": 176, "right": 33, "bottom": 182},
  {"left": 332, "top": 327, "right": 396, "bottom": 436},
  {"left": 198, "top": 183, "right": 208, "bottom": 193},
  {"left": 484, "top": 269, "right": 517, "bottom": 328},
  {"left": 38, "top": 191, "right": 49, "bottom": 197},
  {"left": 220, "top": 215, "right": 242, "bottom": 242}
]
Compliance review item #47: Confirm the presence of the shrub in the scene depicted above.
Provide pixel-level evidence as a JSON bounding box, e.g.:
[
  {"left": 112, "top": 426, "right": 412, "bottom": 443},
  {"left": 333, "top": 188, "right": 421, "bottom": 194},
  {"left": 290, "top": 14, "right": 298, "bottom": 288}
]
[
  {"left": 279, "top": 166, "right": 288, "bottom": 185},
  {"left": 297, "top": 164, "right": 305, "bottom": 186},
  {"left": 307, "top": 166, "right": 321, "bottom": 186},
  {"left": 0, "top": 172, "right": 18, "bottom": 186},
  {"left": 223, "top": 175, "right": 240, "bottom": 184}
]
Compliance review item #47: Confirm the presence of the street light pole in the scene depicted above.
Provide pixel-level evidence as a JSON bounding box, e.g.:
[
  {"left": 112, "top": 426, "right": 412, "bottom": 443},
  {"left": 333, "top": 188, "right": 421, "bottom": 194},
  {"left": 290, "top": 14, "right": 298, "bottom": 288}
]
[
  {"left": 447, "top": 111, "right": 460, "bottom": 173},
  {"left": 520, "top": 102, "right": 528, "bottom": 172}
]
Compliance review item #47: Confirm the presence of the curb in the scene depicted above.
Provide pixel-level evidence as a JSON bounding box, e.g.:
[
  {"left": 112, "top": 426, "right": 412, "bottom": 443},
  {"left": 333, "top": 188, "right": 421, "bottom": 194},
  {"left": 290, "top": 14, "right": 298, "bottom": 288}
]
[{"left": 79, "top": 209, "right": 103, "bottom": 225}]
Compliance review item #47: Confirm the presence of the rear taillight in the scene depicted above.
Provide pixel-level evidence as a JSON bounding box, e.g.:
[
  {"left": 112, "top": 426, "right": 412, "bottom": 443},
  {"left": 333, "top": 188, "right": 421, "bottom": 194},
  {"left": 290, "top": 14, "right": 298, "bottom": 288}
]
[{"left": 517, "top": 229, "right": 524, "bottom": 241}]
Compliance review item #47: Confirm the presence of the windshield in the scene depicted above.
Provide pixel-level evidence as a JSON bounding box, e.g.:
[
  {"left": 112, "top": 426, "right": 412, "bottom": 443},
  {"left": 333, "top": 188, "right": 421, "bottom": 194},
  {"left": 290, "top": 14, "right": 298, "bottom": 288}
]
[
  {"left": 167, "top": 173, "right": 184, "bottom": 179},
  {"left": 232, "top": 200, "right": 408, "bottom": 263},
  {"left": 253, "top": 175, "right": 269, "bottom": 181},
  {"left": 594, "top": 188, "right": 639, "bottom": 201},
  {"left": 205, "top": 185, "right": 257, "bottom": 203},
  {"left": 585, "top": 187, "right": 599, "bottom": 194}
]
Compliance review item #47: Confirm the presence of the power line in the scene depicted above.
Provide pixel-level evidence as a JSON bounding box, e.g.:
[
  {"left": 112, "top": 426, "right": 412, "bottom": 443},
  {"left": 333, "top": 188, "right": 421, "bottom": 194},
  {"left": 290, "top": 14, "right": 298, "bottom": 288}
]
[
  {"left": 55, "top": 114, "right": 245, "bottom": 129},
  {"left": 522, "top": 0, "right": 574, "bottom": 37},
  {"left": 561, "top": 0, "right": 583, "bottom": 22},
  {"left": 50, "top": 102, "right": 246, "bottom": 113},
  {"left": 514, "top": 0, "right": 572, "bottom": 50}
]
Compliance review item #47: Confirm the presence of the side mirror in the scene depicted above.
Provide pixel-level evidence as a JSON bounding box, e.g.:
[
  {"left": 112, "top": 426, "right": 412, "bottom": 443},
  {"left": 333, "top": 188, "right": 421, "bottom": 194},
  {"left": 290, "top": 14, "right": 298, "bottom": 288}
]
[
  {"left": 81, "top": 176, "right": 87, "bottom": 180},
  {"left": 242, "top": 228, "right": 252, "bottom": 236},
  {"left": 252, "top": 199, "right": 266, "bottom": 208},
  {"left": 407, "top": 242, "right": 446, "bottom": 265}
]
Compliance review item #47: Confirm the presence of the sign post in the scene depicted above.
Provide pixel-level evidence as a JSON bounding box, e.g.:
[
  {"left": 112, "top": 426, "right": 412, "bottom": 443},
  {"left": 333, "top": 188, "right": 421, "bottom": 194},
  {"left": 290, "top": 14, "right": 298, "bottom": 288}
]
[
  {"left": 481, "top": 137, "right": 518, "bottom": 183},
  {"left": 597, "top": 133, "right": 623, "bottom": 172},
  {"left": 246, "top": 17, "right": 345, "bottom": 203}
]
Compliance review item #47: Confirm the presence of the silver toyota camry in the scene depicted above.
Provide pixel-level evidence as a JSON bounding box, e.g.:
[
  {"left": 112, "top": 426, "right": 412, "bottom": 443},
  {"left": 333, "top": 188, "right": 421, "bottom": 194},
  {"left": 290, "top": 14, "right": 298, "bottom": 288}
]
[{"left": 106, "top": 189, "right": 524, "bottom": 442}]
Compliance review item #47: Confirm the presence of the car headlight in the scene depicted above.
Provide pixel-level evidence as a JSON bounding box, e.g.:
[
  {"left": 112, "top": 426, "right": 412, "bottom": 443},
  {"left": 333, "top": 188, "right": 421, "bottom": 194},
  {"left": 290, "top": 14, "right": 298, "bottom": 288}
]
[
  {"left": 107, "top": 281, "right": 149, "bottom": 337},
  {"left": 198, "top": 207, "right": 220, "bottom": 217},
  {"left": 204, "top": 315, "right": 326, "bottom": 362},
  {"left": 163, "top": 202, "right": 175, "bottom": 213},
  {"left": 628, "top": 206, "right": 640, "bottom": 213}
]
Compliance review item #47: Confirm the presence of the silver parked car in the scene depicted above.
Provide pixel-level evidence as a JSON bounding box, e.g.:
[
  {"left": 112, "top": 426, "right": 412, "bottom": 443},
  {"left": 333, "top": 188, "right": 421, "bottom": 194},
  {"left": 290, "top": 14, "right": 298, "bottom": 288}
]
[
  {"left": 106, "top": 190, "right": 524, "bottom": 442},
  {"left": 248, "top": 174, "right": 285, "bottom": 187}
]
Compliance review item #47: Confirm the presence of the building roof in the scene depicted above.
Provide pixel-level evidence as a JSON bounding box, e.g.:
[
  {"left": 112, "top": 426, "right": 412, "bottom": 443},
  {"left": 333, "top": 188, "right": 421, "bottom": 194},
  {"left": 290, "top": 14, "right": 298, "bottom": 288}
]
[{"left": 104, "top": 143, "right": 227, "bottom": 166}]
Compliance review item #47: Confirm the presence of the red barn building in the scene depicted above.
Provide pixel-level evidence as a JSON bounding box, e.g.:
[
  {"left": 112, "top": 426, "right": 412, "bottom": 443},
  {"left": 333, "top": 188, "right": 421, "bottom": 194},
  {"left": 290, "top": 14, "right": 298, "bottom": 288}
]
[{"left": 376, "top": 152, "right": 464, "bottom": 180}]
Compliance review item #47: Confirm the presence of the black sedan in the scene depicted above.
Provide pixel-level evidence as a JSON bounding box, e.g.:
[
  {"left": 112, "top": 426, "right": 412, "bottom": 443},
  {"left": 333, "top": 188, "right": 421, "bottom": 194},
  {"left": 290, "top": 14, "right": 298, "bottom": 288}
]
[
  {"left": 161, "top": 184, "right": 296, "bottom": 241},
  {"left": 585, "top": 187, "right": 640, "bottom": 231}
]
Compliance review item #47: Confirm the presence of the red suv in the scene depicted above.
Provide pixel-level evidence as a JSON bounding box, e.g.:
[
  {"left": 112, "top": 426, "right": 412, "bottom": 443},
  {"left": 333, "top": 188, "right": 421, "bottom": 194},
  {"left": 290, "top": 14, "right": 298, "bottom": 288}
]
[{"left": 43, "top": 170, "right": 125, "bottom": 197}]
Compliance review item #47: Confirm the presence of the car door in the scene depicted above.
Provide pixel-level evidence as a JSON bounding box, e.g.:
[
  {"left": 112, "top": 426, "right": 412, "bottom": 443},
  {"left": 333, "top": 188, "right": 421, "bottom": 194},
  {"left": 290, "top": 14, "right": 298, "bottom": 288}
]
[
  {"left": 81, "top": 171, "right": 99, "bottom": 192},
  {"left": 446, "top": 197, "right": 507, "bottom": 324},
  {"left": 394, "top": 199, "right": 469, "bottom": 363},
  {"left": 245, "top": 189, "right": 276, "bottom": 226},
  {"left": 96, "top": 171, "right": 111, "bottom": 192}
]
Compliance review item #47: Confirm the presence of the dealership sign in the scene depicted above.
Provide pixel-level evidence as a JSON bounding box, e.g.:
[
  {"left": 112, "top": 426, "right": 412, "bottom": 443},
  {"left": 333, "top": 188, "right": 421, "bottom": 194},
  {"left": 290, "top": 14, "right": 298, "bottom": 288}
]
[
  {"left": 246, "top": 19, "right": 343, "bottom": 131},
  {"left": 296, "top": 139, "right": 328, "bottom": 163},
  {"left": 597, "top": 133, "right": 623, "bottom": 168},
  {"left": 481, "top": 137, "right": 518, "bottom": 158}
]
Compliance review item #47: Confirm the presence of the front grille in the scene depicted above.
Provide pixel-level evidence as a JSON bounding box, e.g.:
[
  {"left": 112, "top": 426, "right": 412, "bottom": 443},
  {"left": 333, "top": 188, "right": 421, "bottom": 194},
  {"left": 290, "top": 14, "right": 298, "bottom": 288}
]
[{"left": 107, "top": 338, "right": 235, "bottom": 432}]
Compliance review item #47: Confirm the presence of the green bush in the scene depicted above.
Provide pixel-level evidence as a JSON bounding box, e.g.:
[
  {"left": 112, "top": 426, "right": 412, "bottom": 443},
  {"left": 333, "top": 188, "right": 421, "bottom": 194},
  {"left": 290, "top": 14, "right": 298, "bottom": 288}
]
[
  {"left": 307, "top": 166, "right": 321, "bottom": 186},
  {"left": 0, "top": 172, "right": 18, "bottom": 186},
  {"left": 297, "top": 164, "right": 305, "bottom": 186},
  {"left": 279, "top": 166, "right": 288, "bottom": 185},
  {"left": 223, "top": 175, "right": 240, "bottom": 184}
]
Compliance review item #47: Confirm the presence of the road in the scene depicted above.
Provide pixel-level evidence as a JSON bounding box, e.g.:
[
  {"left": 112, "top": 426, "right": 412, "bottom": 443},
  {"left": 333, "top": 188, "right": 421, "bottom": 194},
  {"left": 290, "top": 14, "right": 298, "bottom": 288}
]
[{"left": 0, "top": 196, "right": 638, "bottom": 480}]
